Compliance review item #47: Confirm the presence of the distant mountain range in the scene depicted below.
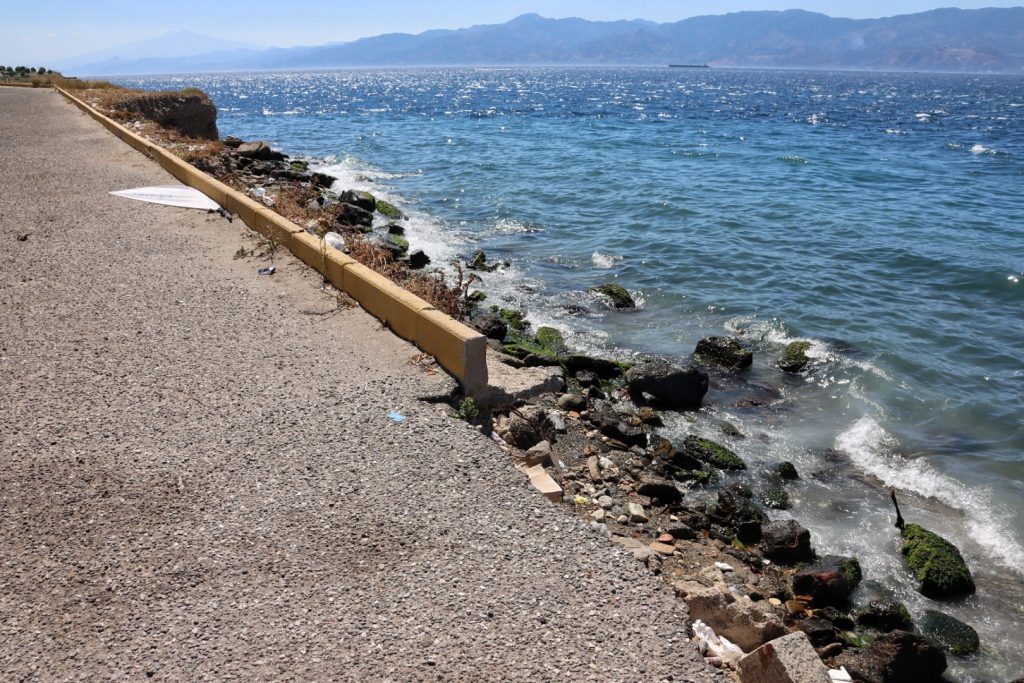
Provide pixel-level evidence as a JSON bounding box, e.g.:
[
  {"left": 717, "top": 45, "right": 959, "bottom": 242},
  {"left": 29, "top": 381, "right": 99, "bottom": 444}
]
[{"left": 66, "top": 8, "right": 1024, "bottom": 76}]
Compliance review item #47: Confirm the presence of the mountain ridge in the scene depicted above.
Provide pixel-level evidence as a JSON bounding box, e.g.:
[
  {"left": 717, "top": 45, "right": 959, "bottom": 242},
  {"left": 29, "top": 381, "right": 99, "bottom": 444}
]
[{"left": 67, "top": 9, "right": 1024, "bottom": 76}]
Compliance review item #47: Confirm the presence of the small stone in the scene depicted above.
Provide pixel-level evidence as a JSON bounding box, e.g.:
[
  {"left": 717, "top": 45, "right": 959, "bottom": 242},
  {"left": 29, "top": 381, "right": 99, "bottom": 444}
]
[
  {"left": 627, "top": 502, "right": 648, "bottom": 523},
  {"left": 590, "top": 509, "right": 606, "bottom": 523},
  {"left": 768, "top": 598, "right": 782, "bottom": 607},
  {"left": 548, "top": 411, "right": 566, "bottom": 432},
  {"left": 598, "top": 495, "right": 614, "bottom": 510},
  {"left": 557, "top": 393, "right": 587, "bottom": 412},
  {"left": 524, "top": 440, "right": 552, "bottom": 466},
  {"left": 715, "top": 562, "right": 734, "bottom": 572},
  {"left": 650, "top": 542, "right": 676, "bottom": 555},
  {"left": 656, "top": 533, "right": 674, "bottom": 544}
]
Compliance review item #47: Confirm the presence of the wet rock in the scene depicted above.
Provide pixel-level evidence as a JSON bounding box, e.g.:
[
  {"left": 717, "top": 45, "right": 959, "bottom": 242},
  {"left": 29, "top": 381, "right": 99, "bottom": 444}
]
[
  {"left": 467, "top": 249, "right": 499, "bottom": 272},
  {"left": 814, "top": 606, "right": 856, "bottom": 631},
  {"left": 562, "top": 354, "right": 627, "bottom": 378},
  {"left": 796, "top": 616, "right": 836, "bottom": 646},
  {"left": 682, "top": 435, "right": 746, "bottom": 471},
  {"left": 695, "top": 336, "right": 753, "bottom": 370},
  {"left": 834, "top": 630, "right": 947, "bottom": 683},
  {"left": 777, "top": 341, "right": 812, "bottom": 373},
  {"left": 340, "top": 189, "right": 376, "bottom": 213},
  {"left": 407, "top": 249, "right": 430, "bottom": 270},
  {"left": 899, "top": 524, "right": 975, "bottom": 598},
  {"left": 590, "top": 283, "right": 635, "bottom": 309},
  {"left": 713, "top": 485, "right": 767, "bottom": 543},
  {"left": 376, "top": 199, "right": 402, "bottom": 219},
  {"left": 223, "top": 135, "right": 243, "bottom": 147},
  {"left": 534, "top": 327, "right": 567, "bottom": 356},
  {"left": 856, "top": 600, "right": 913, "bottom": 632},
  {"left": 556, "top": 393, "right": 587, "bottom": 412},
  {"left": 311, "top": 172, "right": 336, "bottom": 188},
  {"left": 919, "top": 610, "right": 979, "bottom": 656},
  {"left": 793, "top": 556, "right": 862, "bottom": 608},
  {"left": 365, "top": 236, "right": 404, "bottom": 259},
  {"left": 236, "top": 140, "right": 285, "bottom": 160},
  {"left": 777, "top": 461, "right": 800, "bottom": 480},
  {"left": 336, "top": 202, "right": 374, "bottom": 228},
  {"left": 471, "top": 313, "right": 508, "bottom": 341},
  {"left": 636, "top": 473, "right": 682, "bottom": 505},
  {"left": 574, "top": 370, "right": 599, "bottom": 387},
  {"left": 636, "top": 406, "right": 663, "bottom": 426},
  {"left": 625, "top": 361, "right": 708, "bottom": 410},
  {"left": 675, "top": 580, "right": 786, "bottom": 652},
  {"left": 762, "top": 487, "right": 791, "bottom": 510},
  {"left": 738, "top": 632, "right": 831, "bottom": 683},
  {"left": 760, "top": 520, "right": 813, "bottom": 564}
]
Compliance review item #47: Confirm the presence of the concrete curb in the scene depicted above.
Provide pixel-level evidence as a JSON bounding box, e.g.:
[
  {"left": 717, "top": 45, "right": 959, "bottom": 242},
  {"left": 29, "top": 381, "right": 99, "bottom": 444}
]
[{"left": 55, "top": 86, "right": 488, "bottom": 397}]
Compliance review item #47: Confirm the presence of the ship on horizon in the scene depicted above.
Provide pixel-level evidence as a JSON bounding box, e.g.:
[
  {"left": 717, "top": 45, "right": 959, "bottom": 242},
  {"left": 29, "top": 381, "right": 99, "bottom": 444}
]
[{"left": 668, "top": 63, "right": 711, "bottom": 68}]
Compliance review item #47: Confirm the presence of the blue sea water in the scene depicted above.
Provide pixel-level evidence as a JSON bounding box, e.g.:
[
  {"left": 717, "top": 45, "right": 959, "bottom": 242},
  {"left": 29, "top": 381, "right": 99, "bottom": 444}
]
[{"left": 122, "top": 68, "right": 1024, "bottom": 680}]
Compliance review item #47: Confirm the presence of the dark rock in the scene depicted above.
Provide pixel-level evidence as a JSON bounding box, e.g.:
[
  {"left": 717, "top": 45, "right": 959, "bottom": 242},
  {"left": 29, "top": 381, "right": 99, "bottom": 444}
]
[
  {"left": 340, "top": 189, "right": 376, "bottom": 213},
  {"left": 797, "top": 616, "right": 837, "bottom": 646},
  {"left": 760, "top": 520, "right": 813, "bottom": 564},
  {"left": 636, "top": 474, "right": 683, "bottom": 505},
  {"left": 408, "top": 249, "right": 430, "bottom": 270},
  {"left": 467, "top": 249, "right": 499, "bottom": 272},
  {"left": 270, "top": 168, "right": 311, "bottom": 182},
  {"left": 637, "top": 406, "right": 663, "bottom": 426},
  {"left": 590, "top": 283, "right": 636, "bottom": 309},
  {"left": 556, "top": 393, "right": 587, "bottom": 412},
  {"left": 856, "top": 600, "right": 913, "bottom": 632},
  {"left": 562, "top": 354, "right": 627, "bottom": 379},
  {"left": 575, "top": 370, "right": 599, "bottom": 387},
  {"left": 249, "top": 161, "right": 279, "bottom": 176},
  {"left": 793, "top": 556, "right": 862, "bottom": 607},
  {"left": 336, "top": 202, "right": 374, "bottom": 228},
  {"left": 834, "top": 630, "right": 947, "bottom": 683},
  {"left": 762, "top": 487, "right": 791, "bottom": 510},
  {"left": 919, "top": 610, "right": 979, "bottom": 656},
  {"left": 588, "top": 410, "right": 646, "bottom": 448},
  {"left": 695, "top": 336, "right": 754, "bottom": 370},
  {"left": 714, "top": 486, "right": 767, "bottom": 543},
  {"left": 386, "top": 223, "right": 406, "bottom": 236},
  {"left": 778, "top": 341, "right": 812, "bottom": 373},
  {"left": 311, "top": 172, "right": 336, "bottom": 188},
  {"left": 472, "top": 313, "right": 508, "bottom": 341},
  {"left": 777, "top": 461, "right": 800, "bottom": 480},
  {"left": 365, "top": 236, "right": 404, "bottom": 259},
  {"left": 682, "top": 435, "right": 747, "bottom": 471},
  {"left": 223, "top": 135, "right": 243, "bottom": 148},
  {"left": 899, "top": 524, "right": 975, "bottom": 598},
  {"left": 112, "top": 91, "right": 219, "bottom": 140},
  {"left": 666, "top": 524, "right": 698, "bottom": 540},
  {"left": 719, "top": 421, "right": 744, "bottom": 438},
  {"left": 625, "top": 361, "right": 708, "bottom": 410},
  {"left": 815, "top": 607, "right": 856, "bottom": 631},
  {"left": 503, "top": 406, "right": 552, "bottom": 450},
  {"left": 236, "top": 140, "right": 286, "bottom": 160}
]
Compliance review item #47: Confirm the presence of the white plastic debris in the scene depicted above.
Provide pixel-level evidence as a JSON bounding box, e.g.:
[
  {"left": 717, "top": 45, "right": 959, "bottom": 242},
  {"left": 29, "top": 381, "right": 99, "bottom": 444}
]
[
  {"left": 829, "top": 667, "right": 853, "bottom": 682},
  {"left": 715, "top": 561, "right": 734, "bottom": 572},
  {"left": 692, "top": 619, "right": 743, "bottom": 668},
  {"left": 324, "top": 232, "right": 346, "bottom": 252}
]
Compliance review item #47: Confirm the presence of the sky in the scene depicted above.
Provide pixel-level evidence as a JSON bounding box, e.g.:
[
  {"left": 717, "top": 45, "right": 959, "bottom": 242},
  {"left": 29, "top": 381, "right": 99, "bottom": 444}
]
[{"left": 3, "top": 1, "right": 1022, "bottom": 65}]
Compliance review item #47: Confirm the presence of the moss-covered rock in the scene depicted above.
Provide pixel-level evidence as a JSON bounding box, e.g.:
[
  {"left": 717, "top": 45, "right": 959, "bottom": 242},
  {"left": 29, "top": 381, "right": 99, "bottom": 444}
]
[
  {"left": 376, "top": 199, "right": 402, "bottom": 219},
  {"left": 290, "top": 160, "right": 309, "bottom": 172},
  {"left": 855, "top": 600, "right": 914, "bottom": 632},
  {"left": 900, "top": 524, "right": 975, "bottom": 598},
  {"left": 387, "top": 234, "right": 409, "bottom": 254},
  {"left": 534, "top": 326, "right": 567, "bottom": 355},
  {"left": 763, "top": 488, "right": 791, "bottom": 510},
  {"left": 492, "top": 307, "right": 529, "bottom": 332},
  {"left": 694, "top": 336, "right": 754, "bottom": 370},
  {"left": 683, "top": 435, "right": 747, "bottom": 471},
  {"left": 778, "top": 340, "right": 812, "bottom": 373},
  {"left": 590, "top": 283, "right": 636, "bottom": 309}
]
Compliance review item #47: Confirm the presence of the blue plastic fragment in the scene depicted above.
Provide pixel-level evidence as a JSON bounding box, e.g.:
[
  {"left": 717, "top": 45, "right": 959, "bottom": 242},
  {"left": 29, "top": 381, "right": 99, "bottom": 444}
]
[{"left": 387, "top": 410, "right": 407, "bottom": 423}]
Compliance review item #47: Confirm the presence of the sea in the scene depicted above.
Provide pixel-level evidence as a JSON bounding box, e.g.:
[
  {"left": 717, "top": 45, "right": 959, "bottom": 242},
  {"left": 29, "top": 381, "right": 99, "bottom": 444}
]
[{"left": 119, "top": 67, "right": 1024, "bottom": 681}]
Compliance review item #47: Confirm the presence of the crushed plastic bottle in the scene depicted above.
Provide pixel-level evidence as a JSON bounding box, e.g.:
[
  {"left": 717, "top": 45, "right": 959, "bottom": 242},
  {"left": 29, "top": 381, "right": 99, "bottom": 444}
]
[{"left": 692, "top": 620, "right": 743, "bottom": 669}]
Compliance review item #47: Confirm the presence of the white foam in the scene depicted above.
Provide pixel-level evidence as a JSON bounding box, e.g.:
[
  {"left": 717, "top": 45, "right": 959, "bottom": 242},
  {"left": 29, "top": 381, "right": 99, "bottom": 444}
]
[
  {"left": 970, "top": 144, "right": 993, "bottom": 155},
  {"left": 591, "top": 252, "right": 623, "bottom": 269},
  {"left": 837, "top": 416, "right": 1024, "bottom": 575}
]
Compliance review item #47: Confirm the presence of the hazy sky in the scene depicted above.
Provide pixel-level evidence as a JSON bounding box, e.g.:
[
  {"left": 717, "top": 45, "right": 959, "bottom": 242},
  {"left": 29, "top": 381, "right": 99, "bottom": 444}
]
[{"left": 3, "top": 1, "right": 1022, "bottom": 65}]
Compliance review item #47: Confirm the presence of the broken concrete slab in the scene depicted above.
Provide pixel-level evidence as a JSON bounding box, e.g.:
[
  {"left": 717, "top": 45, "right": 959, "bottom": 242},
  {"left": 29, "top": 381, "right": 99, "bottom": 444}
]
[
  {"left": 516, "top": 464, "right": 563, "bottom": 503},
  {"left": 738, "top": 632, "right": 831, "bottom": 683},
  {"left": 483, "top": 355, "right": 565, "bottom": 408}
]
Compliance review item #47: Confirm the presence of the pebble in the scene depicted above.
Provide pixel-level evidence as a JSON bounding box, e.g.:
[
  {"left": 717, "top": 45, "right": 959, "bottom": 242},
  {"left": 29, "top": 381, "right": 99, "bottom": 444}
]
[
  {"left": 627, "top": 502, "right": 648, "bottom": 523},
  {"left": 714, "top": 562, "right": 734, "bottom": 572},
  {"left": 598, "top": 495, "right": 614, "bottom": 510}
]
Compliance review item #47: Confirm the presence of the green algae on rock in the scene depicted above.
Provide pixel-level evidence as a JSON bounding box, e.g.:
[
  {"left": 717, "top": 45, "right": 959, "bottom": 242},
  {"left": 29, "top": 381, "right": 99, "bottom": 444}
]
[
  {"left": 590, "top": 283, "right": 635, "bottom": 309},
  {"left": 376, "top": 198, "right": 402, "bottom": 219},
  {"left": 778, "top": 340, "right": 812, "bottom": 373},
  {"left": 900, "top": 523, "right": 975, "bottom": 598},
  {"left": 920, "top": 609, "right": 980, "bottom": 655},
  {"left": 683, "top": 435, "right": 747, "bottom": 471}
]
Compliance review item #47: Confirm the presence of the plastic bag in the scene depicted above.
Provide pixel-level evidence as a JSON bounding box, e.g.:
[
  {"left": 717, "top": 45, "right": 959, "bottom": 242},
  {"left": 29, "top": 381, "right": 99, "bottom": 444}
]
[{"left": 692, "top": 619, "right": 743, "bottom": 668}]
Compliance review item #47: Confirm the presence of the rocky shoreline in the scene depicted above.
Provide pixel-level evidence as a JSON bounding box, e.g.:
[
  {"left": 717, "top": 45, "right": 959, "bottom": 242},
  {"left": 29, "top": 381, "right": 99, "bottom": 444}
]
[{"left": 105, "top": 88, "right": 997, "bottom": 683}]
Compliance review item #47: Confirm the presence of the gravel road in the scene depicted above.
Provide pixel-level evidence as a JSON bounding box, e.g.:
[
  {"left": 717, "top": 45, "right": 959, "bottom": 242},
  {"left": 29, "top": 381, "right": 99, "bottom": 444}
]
[{"left": 0, "top": 87, "right": 723, "bottom": 682}]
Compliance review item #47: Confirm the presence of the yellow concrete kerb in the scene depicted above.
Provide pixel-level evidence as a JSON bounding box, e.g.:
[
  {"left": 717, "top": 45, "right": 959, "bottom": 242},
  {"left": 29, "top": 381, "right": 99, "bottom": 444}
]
[{"left": 55, "top": 86, "right": 488, "bottom": 396}]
